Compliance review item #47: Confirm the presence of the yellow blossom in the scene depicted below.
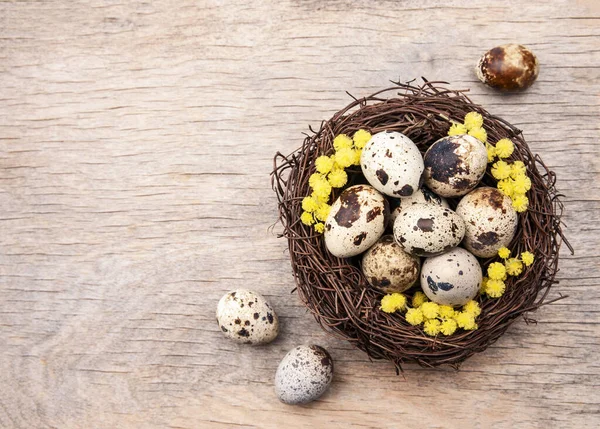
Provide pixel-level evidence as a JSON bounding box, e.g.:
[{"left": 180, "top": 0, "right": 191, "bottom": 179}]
[
  {"left": 510, "top": 161, "right": 527, "bottom": 178},
  {"left": 314, "top": 203, "right": 331, "bottom": 222},
  {"left": 512, "top": 174, "right": 532, "bottom": 194},
  {"left": 498, "top": 247, "right": 511, "bottom": 259},
  {"left": 512, "top": 194, "right": 529, "bottom": 212},
  {"left": 505, "top": 258, "right": 523, "bottom": 276},
  {"left": 327, "top": 168, "right": 348, "bottom": 188},
  {"left": 487, "top": 262, "right": 507, "bottom": 281},
  {"left": 302, "top": 196, "right": 320, "bottom": 213},
  {"left": 440, "top": 318, "right": 458, "bottom": 336},
  {"left": 334, "top": 147, "right": 355, "bottom": 168},
  {"left": 439, "top": 305, "right": 456, "bottom": 319},
  {"left": 480, "top": 276, "right": 489, "bottom": 294},
  {"left": 308, "top": 173, "right": 325, "bottom": 188},
  {"left": 352, "top": 129, "right": 371, "bottom": 149},
  {"left": 423, "top": 319, "right": 442, "bottom": 336},
  {"left": 485, "top": 279, "right": 506, "bottom": 298},
  {"left": 491, "top": 160, "right": 512, "bottom": 180},
  {"left": 448, "top": 122, "right": 468, "bottom": 136},
  {"left": 352, "top": 148, "right": 362, "bottom": 165},
  {"left": 495, "top": 139, "right": 515, "bottom": 158},
  {"left": 333, "top": 134, "right": 353, "bottom": 151},
  {"left": 521, "top": 251, "right": 535, "bottom": 267},
  {"left": 313, "top": 191, "right": 330, "bottom": 203},
  {"left": 314, "top": 222, "right": 325, "bottom": 233},
  {"left": 455, "top": 312, "right": 477, "bottom": 330},
  {"left": 464, "top": 112, "right": 484, "bottom": 131},
  {"left": 315, "top": 155, "right": 335, "bottom": 174},
  {"left": 405, "top": 307, "right": 424, "bottom": 326},
  {"left": 468, "top": 126, "right": 488, "bottom": 143},
  {"left": 421, "top": 302, "right": 440, "bottom": 319},
  {"left": 463, "top": 300, "right": 482, "bottom": 317},
  {"left": 497, "top": 179, "right": 514, "bottom": 197},
  {"left": 380, "top": 293, "right": 407, "bottom": 313},
  {"left": 300, "top": 211, "right": 315, "bottom": 226},
  {"left": 412, "top": 291, "right": 428, "bottom": 308},
  {"left": 486, "top": 143, "right": 496, "bottom": 163}
]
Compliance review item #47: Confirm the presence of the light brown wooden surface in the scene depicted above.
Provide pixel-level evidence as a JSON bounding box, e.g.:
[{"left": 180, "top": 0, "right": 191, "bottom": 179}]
[{"left": 1, "top": 1, "right": 599, "bottom": 428}]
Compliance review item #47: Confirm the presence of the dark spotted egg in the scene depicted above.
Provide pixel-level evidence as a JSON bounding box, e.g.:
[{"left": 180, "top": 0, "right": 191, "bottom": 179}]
[
  {"left": 324, "top": 185, "right": 388, "bottom": 258},
  {"left": 456, "top": 187, "right": 518, "bottom": 258},
  {"left": 477, "top": 44, "right": 539, "bottom": 91},
  {"left": 420, "top": 247, "right": 482, "bottom": 306},
  {"left": 275, "top": 345, "right": 334, "bottom": 405},
  {"left": 360, "top": 131, "right": 424, "bottom": 198},
  {"left": 389, "top": 187, "right": 449, "bottom": 225},
  {"left": 361, "top": 235, "right": 420, "bottom": 293},
  {"left": 216, "top": 289, "right": 278, "bottom": 345},
  {"left": 423, "top": 134, "right": 488, "bottom": 198},
  {"left": 393, "top": 203, "right": 465, "bottom": 257}
]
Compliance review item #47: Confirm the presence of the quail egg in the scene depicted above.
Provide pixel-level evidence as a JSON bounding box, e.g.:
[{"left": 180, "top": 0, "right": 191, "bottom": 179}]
[
  {"left": 393, "top": 203, "right": 465, "bottom": 257},
  {"left": 360, "top": 131, "right": 424, "bottom": 198},
  {"left": 456, "top": 187, "right": 518, "bottom": 258},
  {"left": 389, "top": 187, "right": 449, "bottom": 225},
  {"left": 420, "top": 248, "right": 483, "bottom": 306},
  {"left": 477, "top": 44, "right": 539, "bottom": 91}
]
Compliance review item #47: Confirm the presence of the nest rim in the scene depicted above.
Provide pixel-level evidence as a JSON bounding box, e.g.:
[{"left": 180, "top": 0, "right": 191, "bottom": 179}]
[{"left": 272, "top": 79, "right": 570, "bottom": 370}]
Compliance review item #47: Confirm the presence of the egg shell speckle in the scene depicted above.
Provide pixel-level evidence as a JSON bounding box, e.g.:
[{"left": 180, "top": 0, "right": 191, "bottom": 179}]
[
  {"left": 275, "top": 345, "right": 334, "bottom": 405},
  {"left": 360, "top": 131, "right": 424, "bottom": 198},
  {"left": 393, "top": 203, "right": 465, "bottom": 257},
  {"left": 456, "top": 187, "right": 518, "bottom": 258},
  {"left": 423, "top": 134, "right": 488, "bottom": 198},
  {"left": 216, "top": 289, "right": 278, "bottom": 345},
  {"left": 388, "top": 187, "right": 449, "bottom": 225},
  {"left": 420, "top": 248, "right": 482, "bottom": 306},
  {"left": 324, "top": 184, "right": 388, "bottom": 258},
  {"left": 477, "top": 44, "right": 539, "bottom": 91},
  {"left": 362, "top": 235, "right": 420, "bottom": 293}
]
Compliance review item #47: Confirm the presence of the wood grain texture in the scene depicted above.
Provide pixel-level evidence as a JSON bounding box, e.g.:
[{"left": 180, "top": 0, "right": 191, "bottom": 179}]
[{"left": 0, "top": 0, "right": 599, "bottom": 428}]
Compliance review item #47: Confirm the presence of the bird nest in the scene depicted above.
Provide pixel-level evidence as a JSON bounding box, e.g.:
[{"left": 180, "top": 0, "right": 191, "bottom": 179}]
[{"left": 271, "top": 80, "right": 570, "bottom": 370}]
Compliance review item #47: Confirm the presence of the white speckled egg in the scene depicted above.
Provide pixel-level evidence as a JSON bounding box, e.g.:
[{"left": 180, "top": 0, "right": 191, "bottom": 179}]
[
  {"left": 216, "top": 289, "right": 278, "bottom": 345},
  {"left": 275, "top": 345, "right": 334, "bottom": 405},
  {"left": 423, "top": 134, "right": 488, "bottom": 197},
  {"left": 324, "top": 185, "right": 388, "bottom": 258},
  {"left": 361, "top": 235, "right": 420, "bottom": 293},
  {"left": 420, "top": 248, "right": 482, "bottom": 306},
  {"left": 360, "top": 131, "right": 424, "bottom": 198},
  {"left": 456, "top": 187, "right": 518, "bottom": 258},
  {"left": 393, "top": 203, "right": 465, "bottom": 257},
  {"left": 389, "top": 187, "right": 450, "bottom": 225}
]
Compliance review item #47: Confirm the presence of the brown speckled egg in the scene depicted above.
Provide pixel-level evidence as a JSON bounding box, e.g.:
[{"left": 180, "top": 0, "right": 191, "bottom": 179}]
[
  {"left": 456, "top": 187, "right": 518, "bottom": 258},
  {"left": 361, "top": 235, "right": 420, "bottom": 293},
  {"left": 275, "top": 345, "right": 334, "bottom": 405},
  {"left": 216, "top": 289, "right": 279, "bottom": 345},
  {"left": 423, "top": 135, "right": 488, "bottom": 198},
  {"left": 389, "top": 187, "right": 449, "bottom": 225},
  {"left": 324, "top": 185, "right": 388, "bottom": 258},
  {"left": 420, "top": 248, "right": 482, "bottom": 306},
  {"left": 393, "top": 203, "right": 465, "bottom": 257},
  {"left": 477, "top": 44, "right": 539, "bottom": 91}
]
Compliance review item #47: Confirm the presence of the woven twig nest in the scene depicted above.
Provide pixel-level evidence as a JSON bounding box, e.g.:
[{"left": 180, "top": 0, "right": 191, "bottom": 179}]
[{"left": 272, "top": 80, "right": 569, "bottom": 370}]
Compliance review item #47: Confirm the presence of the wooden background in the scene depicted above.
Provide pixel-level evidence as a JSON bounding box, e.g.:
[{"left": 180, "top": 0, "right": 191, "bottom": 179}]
[{"left": 1, "top": 0, "right": 599, "bottom": 428}]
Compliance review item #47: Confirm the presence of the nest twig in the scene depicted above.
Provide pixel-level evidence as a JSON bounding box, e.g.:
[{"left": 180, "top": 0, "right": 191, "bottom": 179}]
[{"left": 271, "top": 79, "right": 571, "bottom": 370}]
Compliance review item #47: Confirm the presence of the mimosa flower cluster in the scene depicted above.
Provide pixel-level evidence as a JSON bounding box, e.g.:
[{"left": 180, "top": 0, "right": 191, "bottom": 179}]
[
  {"left": 300, "top": 130, "right": 372, "bottom": 233},
  {"left": 482, "top": 247, "right": 536, "bottom": 298}
]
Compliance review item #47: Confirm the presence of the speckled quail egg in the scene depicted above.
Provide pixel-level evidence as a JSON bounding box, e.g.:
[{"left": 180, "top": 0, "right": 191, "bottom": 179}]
[
  {"left": 420, "top": 247, "right": 483, "bottom": 306},
  {"left": 477, "top": 44, "right": 539, "bottom": 91},
  {"left": 456, "top": 187, "right": 518, "bottom": 258},
  {"left": 324, "top": 184, "right": 388, "bottom": 258},
  {"left": 393, "top": 203, "right": 465, "bottom": 257},
  {"left": 216, "top": 289, "right": 278, "bottom": 345},
  {"left": 423, "top": 135, "right": 488, "bottom": 198},
  {"left": 275, "top": 345, "right": 334, "bottom": 405},
  {"left": 361, "top": 235, "right": 420, "bottom": 293},
  {"left": 389, "top": 187, "right": 450, "bottom": 225},
  {"left": 360, "top": 131, "right": 424, "bottom": 198}
]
